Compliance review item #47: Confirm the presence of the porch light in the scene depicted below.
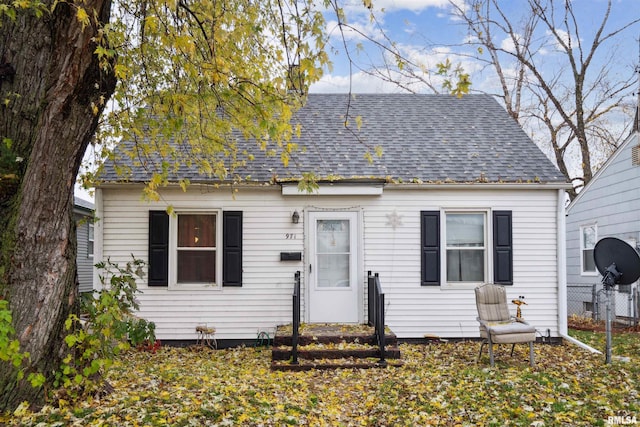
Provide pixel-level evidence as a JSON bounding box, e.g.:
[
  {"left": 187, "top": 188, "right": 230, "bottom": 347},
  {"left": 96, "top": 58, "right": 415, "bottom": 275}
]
[{"left": 292, "top": 210, "right": 300, "bottom": 224}]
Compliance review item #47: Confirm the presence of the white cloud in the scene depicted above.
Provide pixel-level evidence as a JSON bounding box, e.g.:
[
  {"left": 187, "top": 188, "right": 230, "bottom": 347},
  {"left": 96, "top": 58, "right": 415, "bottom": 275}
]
[
  {"left": 546, "top": 28, "right": 573, "bottom": 52},
  {"left": 372, "top": 0, "right": 449, "bottom": 12},
  {"left": 462, "top": 34, "right": 479, "bottom": 44},
  {"left": 334, "top": 0, "right": 460, "bottom": 14},
  {"left": 397, "top": 43, "right": 483, "bottom": 77},
  {"left": 499, "top": 33, "right": 529, "bottom": 54},
  {"left": 310, "top": 41, "right": 486, "bottom": 95},
  {"left": 325, "top": 18, "right": 382, "bottom": 42},
  {"left": 310, "top": 72, "right": 408, "bottom": 93}
]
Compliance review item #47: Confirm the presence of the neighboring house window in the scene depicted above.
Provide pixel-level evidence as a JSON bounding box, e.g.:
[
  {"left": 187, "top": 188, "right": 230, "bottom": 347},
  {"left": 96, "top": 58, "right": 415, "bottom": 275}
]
[
  {"left": 580, "top": 224, "right": 597, "bottom": 275},
  {"left": 148, "top": 210, "right": 242, "bottom": 287},
  {"left": 421, "top": 210, "right": 512, "bottom": 286},
  {"left": 87, "top": 223, "right": 94, "bottom": 258}
]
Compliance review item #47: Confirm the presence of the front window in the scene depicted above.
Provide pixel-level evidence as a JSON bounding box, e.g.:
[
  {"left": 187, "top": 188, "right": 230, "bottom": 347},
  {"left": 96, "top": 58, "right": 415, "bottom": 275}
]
[
  {"left": 581, "top": 224, "right": 597, "bottom": 274},
  {"left": 446, "top": 212, "right": 486, "bottom": 283},
  {"left": 175, "top": 213, "right": 218, "bottom": 285}
]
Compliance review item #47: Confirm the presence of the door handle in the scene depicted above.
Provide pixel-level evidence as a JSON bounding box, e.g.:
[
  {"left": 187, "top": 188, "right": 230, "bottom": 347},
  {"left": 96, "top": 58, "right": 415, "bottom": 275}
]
[{"left": 309, "top": 264, "right": 312, "bottom": 273}]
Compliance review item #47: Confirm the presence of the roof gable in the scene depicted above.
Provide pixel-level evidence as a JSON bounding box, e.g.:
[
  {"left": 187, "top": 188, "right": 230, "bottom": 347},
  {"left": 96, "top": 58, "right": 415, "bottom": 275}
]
[
  {"left": 99, "top": 94, "right": 566, "bottom": 185},
  {"left": 567, "top": 130, "right": 640, "bottom": 212}
]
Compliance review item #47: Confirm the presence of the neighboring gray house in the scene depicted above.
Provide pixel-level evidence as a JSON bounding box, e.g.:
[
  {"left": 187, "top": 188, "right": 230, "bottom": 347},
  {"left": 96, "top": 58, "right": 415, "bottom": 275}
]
[
  {"left": 95, "top": 94, "right": 571, "bottom": 343},
  {"left": 565, "top": 117, "right": 640, "bottom": 318},
  {"left": 74, "top": 196, "right": 95, "bottom": 293}
]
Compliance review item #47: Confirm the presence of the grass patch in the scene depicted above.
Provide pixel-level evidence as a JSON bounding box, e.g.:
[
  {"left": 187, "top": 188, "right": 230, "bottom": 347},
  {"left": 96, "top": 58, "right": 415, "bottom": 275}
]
[
  {"left": 569, "top": 327, "right": 640, "bottom": 356},
  {"left": 3, "top": 341, "right": 639, "bottom": 426}
]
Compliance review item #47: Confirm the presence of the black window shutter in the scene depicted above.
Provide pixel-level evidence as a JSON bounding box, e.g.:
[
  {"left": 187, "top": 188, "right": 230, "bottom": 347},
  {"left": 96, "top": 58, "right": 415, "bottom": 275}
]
[
  {"left": 493, "top": 210, "right": 513, "bottom": 285},
  {"left": 421, "top": 211, "right": 440, "bottom": 286},
  {"left": 148, "top": 210, "right": 169, "bottom": 286},
  {"left": 223, "top": 211, "right": 243, "bottom": 287}
]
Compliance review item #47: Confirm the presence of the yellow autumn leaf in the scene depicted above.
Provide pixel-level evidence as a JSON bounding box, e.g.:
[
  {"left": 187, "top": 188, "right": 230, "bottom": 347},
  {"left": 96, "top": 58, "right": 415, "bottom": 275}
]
[{"left": 76, "top": 7, "right": 89, "bottom": 29}]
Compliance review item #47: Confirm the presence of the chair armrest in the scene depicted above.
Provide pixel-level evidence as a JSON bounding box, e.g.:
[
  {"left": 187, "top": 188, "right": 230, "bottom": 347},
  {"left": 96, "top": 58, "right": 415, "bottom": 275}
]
[
  {"left": 477, "top": 318, "right": 510, "bottom": 332},
  {"left": 477, "top": 317, "right": 490, "bottom": 327}
]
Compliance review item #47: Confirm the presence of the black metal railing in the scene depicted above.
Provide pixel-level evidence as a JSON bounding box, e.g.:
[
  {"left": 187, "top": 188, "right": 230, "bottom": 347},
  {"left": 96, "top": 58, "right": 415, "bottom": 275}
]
[
  {"left": 291, "top": 271, "right": 301, "bottom": 365},
  {"left": 368, "top": 271, "right": 387, "bottom": 366}
]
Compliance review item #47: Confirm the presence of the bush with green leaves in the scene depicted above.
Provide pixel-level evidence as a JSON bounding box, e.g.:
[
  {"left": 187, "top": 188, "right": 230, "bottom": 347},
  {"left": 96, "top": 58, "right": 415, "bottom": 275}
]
[
  {"left": 0, "top": 299, "right": 45, "bottom": 388},
  {"left": 57, "top": 257, "right": 156, "bottom": 398},
  {"left": 0, "top": 299, "right": 26, "bottom": 370}
]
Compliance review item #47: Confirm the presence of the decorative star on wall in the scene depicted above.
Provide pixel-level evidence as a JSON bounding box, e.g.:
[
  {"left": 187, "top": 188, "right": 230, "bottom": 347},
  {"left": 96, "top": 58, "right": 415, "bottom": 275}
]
[{"left": 386, "top": 210, "right": 403, "bottom": 230}]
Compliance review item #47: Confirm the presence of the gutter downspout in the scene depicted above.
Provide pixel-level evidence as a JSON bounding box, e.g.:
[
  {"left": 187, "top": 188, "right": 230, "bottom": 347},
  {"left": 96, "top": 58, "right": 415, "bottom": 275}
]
[
  {"left": 557, "top": 189, "right": 602, "bottom": 354},
  {"left": 561, "top": 333, "right": 602, "bottom": 354},
  {"left": 557, "top": 189, "right": 568, "bottom": 336},
  {"left": 93, "top": 188, "right": 104, "bottom": 292}
]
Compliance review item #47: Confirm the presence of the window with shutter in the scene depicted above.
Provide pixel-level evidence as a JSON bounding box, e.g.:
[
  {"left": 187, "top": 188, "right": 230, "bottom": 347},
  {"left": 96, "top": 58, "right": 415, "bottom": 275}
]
[
  {"left": 177, "top": 214, "right": 217, "bottom": 284},
  {"left": 223, "top": 211, "right": 243, "bottom": 287},
  {"left": 446, "top": 212, "right": 486, "bottom": 283},
  {"left": 148, "top": 209, "right": 243, "bottom": 289},
  {"left": 493, "top": 211, "right": 513, "bottom": 285},
  {"left": 421, "top": 211, "right": 440, "bottom": 286},
  {"left": 420, "top": 209, "right": 513, "bottom": 287},
  {"left": 148, "top": 210, "right": 169, "bottom": 286}
]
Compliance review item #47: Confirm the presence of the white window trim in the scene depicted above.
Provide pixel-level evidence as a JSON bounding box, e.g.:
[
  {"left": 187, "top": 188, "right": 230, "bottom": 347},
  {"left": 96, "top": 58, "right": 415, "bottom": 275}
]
[
  {"left": 580, "top": 223, "right": 598, "bottom": 276},
  {"left": 440, "top": 209, "right": 491, "bottom": 289},
  {"left": 87, "top": 222, "right": 94, "bottom": 259},
  {"left": 169, "top": 209, "right": 223, "bottom": 290}
]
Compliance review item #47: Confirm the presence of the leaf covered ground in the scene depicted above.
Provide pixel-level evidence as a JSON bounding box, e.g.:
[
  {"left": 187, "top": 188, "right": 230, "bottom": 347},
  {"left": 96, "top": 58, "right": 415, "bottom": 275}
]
[{"left": 4, "top": 338, "right": 639, "bottom": 426}]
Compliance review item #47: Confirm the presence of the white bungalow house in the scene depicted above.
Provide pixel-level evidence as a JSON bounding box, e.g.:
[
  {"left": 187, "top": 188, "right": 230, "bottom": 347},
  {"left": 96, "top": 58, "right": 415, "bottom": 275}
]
[
  {"left": 565, "top": 115, "right": 640, "bottom": 319},
  {"left": 95, "top": 94, "right": 571, "bottom": 344}
]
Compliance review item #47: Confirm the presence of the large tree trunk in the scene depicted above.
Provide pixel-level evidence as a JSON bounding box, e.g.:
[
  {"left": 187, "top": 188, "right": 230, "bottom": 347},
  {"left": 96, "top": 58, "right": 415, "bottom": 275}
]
[{"left": 0, "top": 1, "right": 116, "bottom": 410}]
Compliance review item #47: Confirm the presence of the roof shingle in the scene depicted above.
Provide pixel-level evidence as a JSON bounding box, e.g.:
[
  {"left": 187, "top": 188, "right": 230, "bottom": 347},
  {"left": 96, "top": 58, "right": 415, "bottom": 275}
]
[{"left": 99, "top": 93, "right": 566, "bottom": 185}]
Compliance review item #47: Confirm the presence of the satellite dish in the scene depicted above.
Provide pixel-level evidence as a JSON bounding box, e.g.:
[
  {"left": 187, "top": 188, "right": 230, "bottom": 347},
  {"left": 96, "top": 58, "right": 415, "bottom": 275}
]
[
  {"left": 593, "top": 237, "right": 640, "bottom": 286},
  {"left": 593, "top": 237, "right": 640, "bottom": 364}
]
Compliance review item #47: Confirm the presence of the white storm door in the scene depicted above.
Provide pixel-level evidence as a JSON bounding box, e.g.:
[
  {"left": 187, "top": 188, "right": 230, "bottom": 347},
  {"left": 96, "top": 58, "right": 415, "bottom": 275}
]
[{"left": 308, "top": 211, "right": 359, "bottom": 323}]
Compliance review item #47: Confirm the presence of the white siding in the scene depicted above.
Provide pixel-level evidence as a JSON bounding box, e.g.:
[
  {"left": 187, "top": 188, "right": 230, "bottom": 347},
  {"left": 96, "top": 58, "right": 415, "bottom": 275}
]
[{"left": 99, "top": 185, "right": 562, "bottom": 340}]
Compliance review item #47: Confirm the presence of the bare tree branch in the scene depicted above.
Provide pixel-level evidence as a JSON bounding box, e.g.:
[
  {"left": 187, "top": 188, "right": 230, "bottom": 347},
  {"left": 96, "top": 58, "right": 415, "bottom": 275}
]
[{"left": 449, "top": 0, "right": 639, "bottom": 199}]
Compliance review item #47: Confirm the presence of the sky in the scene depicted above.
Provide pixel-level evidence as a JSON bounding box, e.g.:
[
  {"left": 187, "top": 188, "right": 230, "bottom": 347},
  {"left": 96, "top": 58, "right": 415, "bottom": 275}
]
[
  {"left": 310, "top": 0, "right": 640, "bottom": 95},
  {"left": 75, "top": 0, "right": 640, "bottom": 202},
  {"left": 304, "top": 0, "right": 640, "bottom": 179}
]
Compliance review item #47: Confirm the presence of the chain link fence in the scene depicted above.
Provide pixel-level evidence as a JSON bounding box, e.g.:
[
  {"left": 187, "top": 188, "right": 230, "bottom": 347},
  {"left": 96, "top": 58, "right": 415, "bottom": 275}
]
[{"left": 567, "top": 283, "right": 639, "bottom": 327}]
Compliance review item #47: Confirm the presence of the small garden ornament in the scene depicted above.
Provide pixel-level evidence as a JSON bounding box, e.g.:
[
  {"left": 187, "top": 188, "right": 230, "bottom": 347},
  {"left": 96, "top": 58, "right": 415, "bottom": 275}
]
[{"left": 512, "top": 296, "right": 527, "bottom": 319}]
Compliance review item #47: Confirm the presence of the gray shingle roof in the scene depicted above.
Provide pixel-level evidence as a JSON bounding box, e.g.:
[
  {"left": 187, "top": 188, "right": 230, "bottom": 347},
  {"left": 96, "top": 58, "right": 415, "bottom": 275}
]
[
  {"left": 74, "top": 196, "right": 94, "bottom": 211},
  {"left": 98, "top": 93, "right": 567, "bottom": 185}
]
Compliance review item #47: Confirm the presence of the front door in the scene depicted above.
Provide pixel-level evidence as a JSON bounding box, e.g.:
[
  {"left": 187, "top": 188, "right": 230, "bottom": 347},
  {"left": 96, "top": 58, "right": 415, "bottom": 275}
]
[{"left": 308, "top": 211, "right": 360, "bottom": 323}]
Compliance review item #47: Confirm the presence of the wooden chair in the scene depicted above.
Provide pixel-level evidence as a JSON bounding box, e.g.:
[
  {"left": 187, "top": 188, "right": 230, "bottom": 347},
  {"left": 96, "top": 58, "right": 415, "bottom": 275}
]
[{"left": 475, "top": 284, "right": 535, "bottom": 367}]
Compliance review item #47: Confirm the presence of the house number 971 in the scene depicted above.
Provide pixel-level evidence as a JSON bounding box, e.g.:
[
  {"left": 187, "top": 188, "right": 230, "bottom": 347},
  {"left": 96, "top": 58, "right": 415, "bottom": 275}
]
[{"left": 285, "top": 233, "right": 297, "bottom": 239}]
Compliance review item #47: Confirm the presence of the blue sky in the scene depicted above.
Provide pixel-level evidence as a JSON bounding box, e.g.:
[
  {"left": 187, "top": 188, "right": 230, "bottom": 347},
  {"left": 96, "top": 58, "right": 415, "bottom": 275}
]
[{"left": 311, "top": 0, "right": 640, "bottom": 96}]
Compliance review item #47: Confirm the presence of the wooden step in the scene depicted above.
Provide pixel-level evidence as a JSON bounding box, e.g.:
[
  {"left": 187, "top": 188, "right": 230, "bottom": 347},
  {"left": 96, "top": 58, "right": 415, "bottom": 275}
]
[
  {"left": 271, "top": 357, "right": 404, "bottom": 371},
  {"left": 273, "top": 323, "right": 398, "bottom": 347},
  {"left": 271, "top": 345, "right": 402, "bottom": 361},
  {"left": 271, "top": 323, "right": 402, "bottom": 371}
]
